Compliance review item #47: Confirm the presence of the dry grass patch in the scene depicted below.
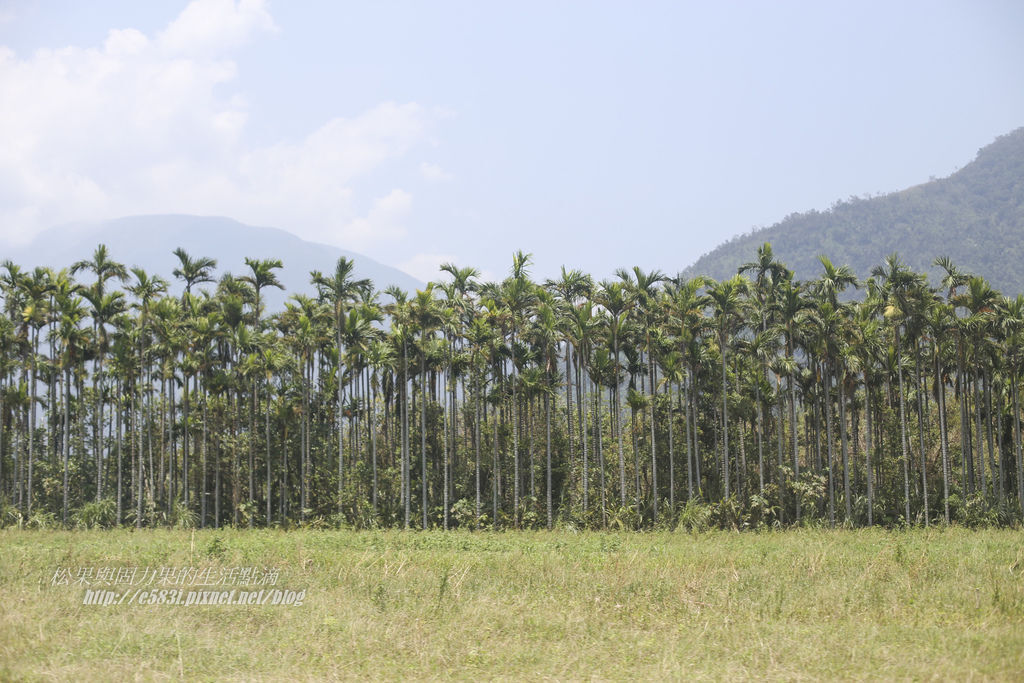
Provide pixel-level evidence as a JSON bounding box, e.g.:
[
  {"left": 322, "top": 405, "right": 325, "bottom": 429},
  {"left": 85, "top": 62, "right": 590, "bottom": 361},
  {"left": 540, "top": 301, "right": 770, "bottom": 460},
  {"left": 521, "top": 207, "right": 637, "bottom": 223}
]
[{"left": 1, "top": 527, "right": 1022, "bottom": 680}]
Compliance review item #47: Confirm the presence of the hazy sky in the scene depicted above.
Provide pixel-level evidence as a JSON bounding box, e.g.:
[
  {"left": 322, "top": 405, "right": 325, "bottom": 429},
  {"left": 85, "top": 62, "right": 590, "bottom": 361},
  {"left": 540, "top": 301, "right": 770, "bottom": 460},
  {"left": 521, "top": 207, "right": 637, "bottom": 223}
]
[{"left": 2, "top": 1, "right": 1023, "bottom": 283}]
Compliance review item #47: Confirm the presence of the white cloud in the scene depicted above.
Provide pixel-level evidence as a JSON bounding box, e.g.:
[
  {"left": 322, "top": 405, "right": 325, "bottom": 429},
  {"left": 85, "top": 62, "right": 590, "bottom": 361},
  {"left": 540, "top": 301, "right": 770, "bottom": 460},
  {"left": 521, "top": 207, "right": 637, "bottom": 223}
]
[
  {"left": 398, "top": 252, "right": 457, "bottom": 284},
  {"left": 338, "top": 189, "right": 413, "bottom": 249},
  {"left": 0, "top": 0, "right": 434, "bottom": 251},
  {"left": 419, "top": 161, "right": 453, "bottom": 182},
  {"left": 159, "top": 0, "right": 277, "bottom": 56}
]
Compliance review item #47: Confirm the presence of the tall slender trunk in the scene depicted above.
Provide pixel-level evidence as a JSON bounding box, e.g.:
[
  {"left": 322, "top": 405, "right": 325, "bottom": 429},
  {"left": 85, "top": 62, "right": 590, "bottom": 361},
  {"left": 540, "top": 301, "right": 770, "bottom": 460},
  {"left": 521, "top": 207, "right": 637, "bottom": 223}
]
[
  {"left": 1012, "top": 373, "right": 1023, "bottom": 516},
  {"left": 915, "top": 349, "right": 929, "bottom": 526},
  {"left": 371, "top": 371, "right": 379, "bottom": 514},
  {"left": 337, "top": 322, "right": 344, "bottom": 509},
  {"left": 183, "top": 374, "right": 190, "bottom": 511},
  {"left": 615, "top": 332, "right": 625, "bottom": 506},
  {"left": 243, "top": 376, "right": 251, "bottom": 528},
  {"left": 94, "top": 334, "right": 102, "bottom": 503},
  {"left": 897, "top": 329, "right": 912, "bottom": 524},
  {"left": 839, "top": 366, "right": 852, "bottom": 523},
  {"left": 864, "top": 374, "right": 874, "bottom": 526},
  {"left": 790, "top": 372, "right": 799, "bottom": 521},
  {"left": 0, "top": 375, "right": 5, "bottom": 511},
  {"left": 215, "top": 405, "right": 222, "bottom": 528},
  {"left": 528, "top": 397, "right": 535, "bottom": 499},
  {"left": 632, "top": 406, "right": 640, "bottom": 510},
  {"left": 402, "top": 339, "right": 410, "bottom": 529},
  {"left": 201, "top": 387, "right": 208, "bottom": 528},
  {"left": 721, "top": 331, "right": 730, "bottom": 500},
  {"left": 158, "top": 377, "right": 166, "bottom": 508},
  {"left": 564, "top": 343, "right": 574, "bottom": 512},
  {"left": 580, "top": 355, "right": 589, "bottom": 514},
  {"left": 156, "top": 374, "right": 163, "bottom": 511},
  {"left": 774, "top": 379, "right": 786, "bottom": 520},
  {"left": 957, "top": 347, "right": 972, "bottom": 492},
  {"left": 992, "top": 377, "right": 1004, "bottom": 513},
  {"left": 668, "top": 380, "right": 676, "bottom": 509},
  {"left": 511, "top": 329, "right": 519, "bottom": 525},
  {"left": 937, "top": 357, "right": 950, "bottom": 525},
  {"left": 265, "top": 382, "right": 272, "bottom": 525},
  {"left": 545, "top": 388, "right": 552, "bottom": 530},
  {"left": 116, "top": 380, "right": 123, "bottom": 525},
  {"left": 421, "top": 348, "right": 428, "bottom": 530},
  {"left": 690, "top": 367, "right": 702, "bottom": 497},
  {"left": 755, "top": 382, "right": 764, "bottom": 495},
  {"left": 474, "top": 371, "right": 481, "bottom": 528},
  {"left": 985, "top": 371, "right": 999, "bottom": 508},
  {"left": 62, "top": 368, "right": 71, "bottom": 525},
  {"left": 443, "top": 364, "right": 450, "bottom": 531},
  {"left": 597, "top": 382, "right": 607, "bottom": 526},
  {"left": 648, "top": 345, "right": 658, "bottom": 522},
  {"left": 824, "top": 360, "right": 835, "bottom": 527},
  {"left": 492, "top": 397, "right": 499, "bottom": 526},
  {"left": 28, "top": 330, "right": 39, "bottom": 516},
  {"left": 974, "top": 372, "right": 986, "bottom": 499},
  {"left": 684, "top": 370, "right": 693, "bottom": 500},
  {"left": 136, "top": 375, "right": 143, "bottom": 529}
]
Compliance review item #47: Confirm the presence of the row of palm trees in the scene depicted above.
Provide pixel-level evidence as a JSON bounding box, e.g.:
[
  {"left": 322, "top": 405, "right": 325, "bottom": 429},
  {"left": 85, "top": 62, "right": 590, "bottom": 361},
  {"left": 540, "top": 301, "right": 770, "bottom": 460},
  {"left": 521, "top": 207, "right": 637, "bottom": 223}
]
[{"left": 1, "top": 243, "right": 1022, "bottom": 529}]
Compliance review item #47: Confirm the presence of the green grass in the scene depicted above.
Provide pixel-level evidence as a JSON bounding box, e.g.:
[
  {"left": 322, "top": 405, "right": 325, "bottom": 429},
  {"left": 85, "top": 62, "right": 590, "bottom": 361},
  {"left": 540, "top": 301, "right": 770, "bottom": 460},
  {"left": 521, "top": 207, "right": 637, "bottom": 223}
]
[{"left": 2, "top": 528, "right": 1023, "bottom": 680}]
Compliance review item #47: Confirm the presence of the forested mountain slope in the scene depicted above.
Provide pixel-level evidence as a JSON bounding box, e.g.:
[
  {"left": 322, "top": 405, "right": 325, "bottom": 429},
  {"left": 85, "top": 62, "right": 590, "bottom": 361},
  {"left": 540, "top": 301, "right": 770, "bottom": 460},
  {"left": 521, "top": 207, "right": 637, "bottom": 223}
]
[{"left": 683, "top": 128, "right": 1024, "bottom": 293}]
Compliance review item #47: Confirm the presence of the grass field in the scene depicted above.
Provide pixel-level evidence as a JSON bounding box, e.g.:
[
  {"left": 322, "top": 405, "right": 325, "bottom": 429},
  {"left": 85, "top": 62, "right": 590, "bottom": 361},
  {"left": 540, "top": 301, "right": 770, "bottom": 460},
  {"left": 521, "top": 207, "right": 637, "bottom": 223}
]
[{"left": 2, "top": 528, "right": 1023, "bottom": 680}]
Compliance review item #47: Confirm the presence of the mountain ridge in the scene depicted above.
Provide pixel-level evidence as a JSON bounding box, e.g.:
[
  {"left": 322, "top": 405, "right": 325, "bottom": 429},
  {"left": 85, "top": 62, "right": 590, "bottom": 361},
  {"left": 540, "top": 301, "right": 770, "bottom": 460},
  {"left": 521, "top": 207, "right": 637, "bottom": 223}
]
[
  {"left": 1, "top": 214, "right": 424, "bottom": 309},
  {"left": 682, "top": 127, "right": 1024, "bottom": 293}
]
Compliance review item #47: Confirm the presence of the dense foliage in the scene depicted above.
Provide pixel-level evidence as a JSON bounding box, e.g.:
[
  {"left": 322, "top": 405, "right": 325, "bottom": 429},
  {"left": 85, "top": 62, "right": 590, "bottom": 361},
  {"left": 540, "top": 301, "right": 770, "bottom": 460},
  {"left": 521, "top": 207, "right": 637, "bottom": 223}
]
[
  {"left": 1, "top": 242, "right": 1023, "bottom": 530},
  {"left": 685, "top": 128, "right": 1024, "bottom": 294}
]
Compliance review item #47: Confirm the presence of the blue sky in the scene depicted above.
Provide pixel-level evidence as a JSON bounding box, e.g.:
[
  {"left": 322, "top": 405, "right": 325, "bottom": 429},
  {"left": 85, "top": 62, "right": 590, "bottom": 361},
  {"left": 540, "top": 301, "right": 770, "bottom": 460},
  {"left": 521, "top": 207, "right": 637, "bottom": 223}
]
[{"left": 2, "top": 1, "right": 1023, "bottom": 283}]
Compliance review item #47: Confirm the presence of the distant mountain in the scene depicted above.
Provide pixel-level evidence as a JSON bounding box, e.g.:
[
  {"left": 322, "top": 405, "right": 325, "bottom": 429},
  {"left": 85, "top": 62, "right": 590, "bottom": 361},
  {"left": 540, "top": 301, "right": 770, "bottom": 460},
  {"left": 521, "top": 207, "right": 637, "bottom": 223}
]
[
  {"left": 1, "top": 215, "right": 423, "bottom": 309},
  {"left": 683, "top": 128, "right": 1024, "bottom": 294}
]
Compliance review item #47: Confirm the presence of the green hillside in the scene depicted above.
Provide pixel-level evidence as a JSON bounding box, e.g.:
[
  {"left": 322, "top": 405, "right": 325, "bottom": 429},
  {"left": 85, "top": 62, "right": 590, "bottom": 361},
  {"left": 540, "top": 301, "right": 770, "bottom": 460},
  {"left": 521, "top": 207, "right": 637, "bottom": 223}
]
[{"left": 683, "top": 128, "right": 1024, "bottom": 293}]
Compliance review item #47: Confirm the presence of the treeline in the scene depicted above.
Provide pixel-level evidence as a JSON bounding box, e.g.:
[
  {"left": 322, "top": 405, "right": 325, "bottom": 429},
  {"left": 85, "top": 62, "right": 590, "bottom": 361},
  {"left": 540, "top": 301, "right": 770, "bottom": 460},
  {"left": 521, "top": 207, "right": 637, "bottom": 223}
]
[{"left": 1, "top": 243, "right": 1022, "bottom": 530}]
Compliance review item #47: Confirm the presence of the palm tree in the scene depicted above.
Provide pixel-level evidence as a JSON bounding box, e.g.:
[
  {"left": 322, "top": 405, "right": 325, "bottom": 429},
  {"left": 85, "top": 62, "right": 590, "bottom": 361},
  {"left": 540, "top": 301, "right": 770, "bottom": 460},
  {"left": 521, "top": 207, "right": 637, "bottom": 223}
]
[
  {"left": 740, "top": 243, "right": 790, "bottom": 335},
  {"left": 768, "top": 278, "right": 810, "bottom": 518},
  {"left": 707, "top": 275, "right": 749, "bottom": 499},
  {"left": 851, "top": 300, "right": 883, "bottom": 525},
  {"left": 502, "top": 252, "right": 537, "bottom": 525},
  {"left": 18, "top": 267, "right": 53, "bottom": 516},
  {"left": 126, "top": 268, "right": 167, "bottom": 520},
  {"left": 530, "top": 295, "right": 560, "bottom": 529},
  {"left": 465, "top": 312, "right": 496, "bottom": 527},
  {"left": 243, "top": 258, "right": 284, "bottom": 328},
  {"left": 313, "top": 258, "right": 371, "bottom": 512},
  {"left": 564, "top": 298, "right": 599, "bottom": 515},
  {"left": 242, "top": 258, "right": 284, "bottom": 526},
  {"left": 409, "top": 285, "right": 442, "bottom": 529},
  {"left": 73, "top": 247, "right": 129, "bottom": 506},
  {"left": 955, "top": 276, "right": 999, "bottom": 502},
  {"left": 365, "top": 338, "right": 393, "bottom": 514},
  {"left": 546, "top": 268, "right": 593, "bottom": 507},
  {"left": 617, "top": 266, "right": 666, "bottom": 521},
  {"left": 384, "top": 286, "right": 412, "bottom": 528},
  {"left": 815, "top": 256, "right": 858, "bottom": 523},
  {"left": 54, "top": 292, "right": 89, "bottom": 525},
  {"left": 596, "top": 280, "right": 630, "bottom": 506},
  {"left": 999, "top": 295, "right": 1024, "bottom": 515},
  {"left": 872, "top": 254, "right": 918, "bottom": 525},
  {"left": 172, "top": 249, "right": 217, "bottom": 301}
]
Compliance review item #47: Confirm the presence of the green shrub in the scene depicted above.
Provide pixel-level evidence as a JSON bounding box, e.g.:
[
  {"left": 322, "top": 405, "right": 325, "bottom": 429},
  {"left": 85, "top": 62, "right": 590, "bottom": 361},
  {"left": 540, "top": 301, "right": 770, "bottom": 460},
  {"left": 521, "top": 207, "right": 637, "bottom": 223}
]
[
  {"left": 677, "top": 498, "right": 712, "bottom": 533},
  {"left": 73, "top": 498, "right": 116, "bottom": 529}
]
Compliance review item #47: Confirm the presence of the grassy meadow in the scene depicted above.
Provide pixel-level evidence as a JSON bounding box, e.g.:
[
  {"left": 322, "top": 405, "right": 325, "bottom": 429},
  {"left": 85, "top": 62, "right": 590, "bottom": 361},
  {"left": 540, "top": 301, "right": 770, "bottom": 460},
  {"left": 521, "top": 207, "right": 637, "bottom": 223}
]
[{"left": 1, "top": 527, "right": 1023, "bottom": 680}]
